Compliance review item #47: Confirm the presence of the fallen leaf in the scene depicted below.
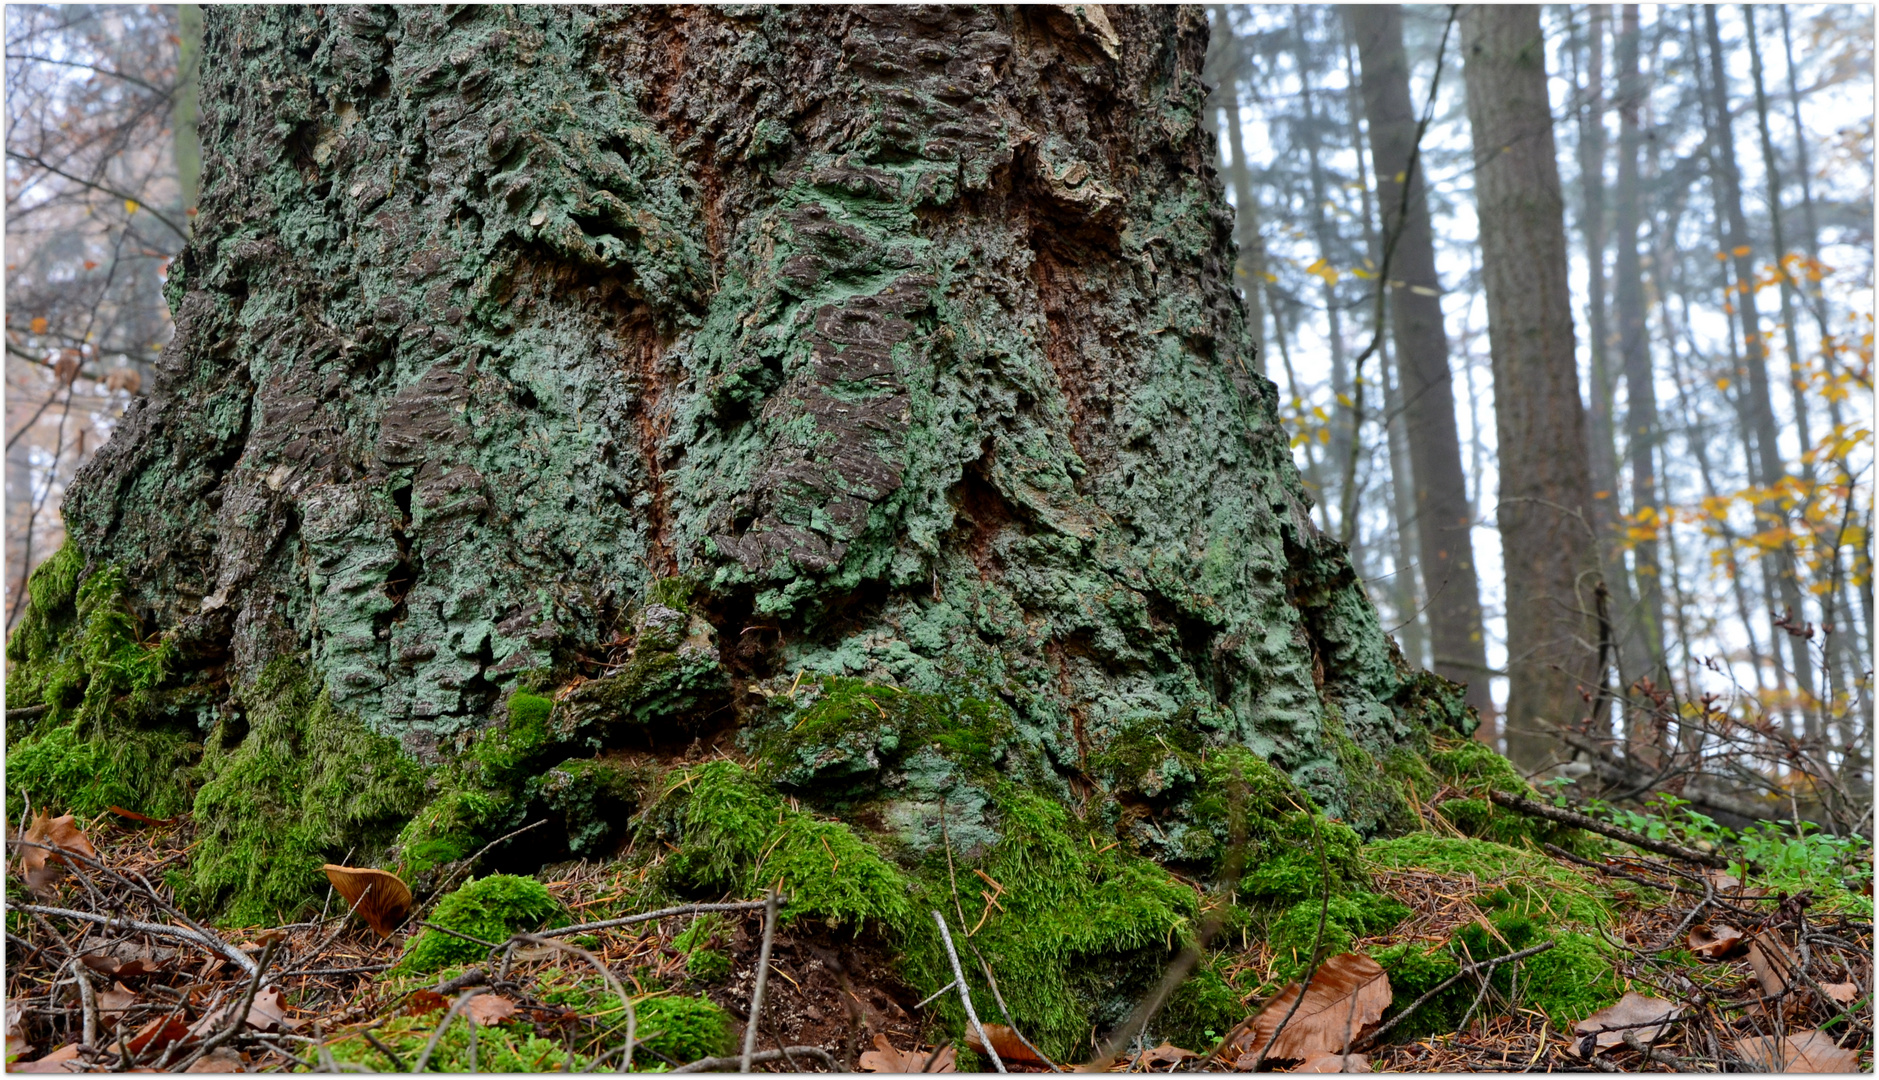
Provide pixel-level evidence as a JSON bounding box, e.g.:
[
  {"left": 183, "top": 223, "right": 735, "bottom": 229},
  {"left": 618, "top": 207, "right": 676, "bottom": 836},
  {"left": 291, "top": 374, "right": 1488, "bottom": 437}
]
[
  {"left": 1821, "top": 982, "right": 1861, "bottom": 1005},
  {"left": 1571, "top": 992, "right": 1681, "bottom": 1057},
  {"left": 321, "top": 865, "right": 413, "bottom": 937},
  {"left": 404, "top": 990, "right": 447, "bottom": 1016},
  {"left": 1295, "top": 1052, "right": 1370, "bottom": 1073},
  {"left": 1687, "top": 923, "right": 1746, "bottom": 960},
  {"left": 463, "top": 994, "right": 517, "bottom": 1027},
  {"left": 183, "top": 1049, "right": 246, "bottom": 1073},
  {"left": 127, "top": 1015, "right": 191, "bottom": 1056},
  {"left": 1734, "top": 1030, "right": 1860, "bottom": 1072},
  {"left": 966, "top": 1024, "right": 1051, "bottom": 1069},
  {"left": 28, "top": 317, "right": 47, "bottom": 335},
  {"left": 1131, "top": 1043, "right": 1198, "bottom": 1069},
  {"left": 1230, "top": 954, "right": 1393, "bottom": 1066},
  {"left": 79, "top": 943, "right": 171, "bottom": 980},
  {"left": 859, "top": 1034, "right": 955, "bottom": 1073},
  {"left": 17, "top": 814, "right": 97, "bottom": 897},
  {"left": 244, "top": 987, "right": 300, "bottom": 1032},
  {"left": 1746, "top": 932, "right": 1799, "bottom": 1006},
  {"left": 1704, "top": 868, "right": 1740, "bottom": 891},
  {"left": 8, "top": 1043, "right": 80, "bottom": 1073},
  {"left": 96, "top": 983, "right": 139, "bottom": 1022},
  {"left": 103, "top": 806, "right": 175, "bottom": 827}
]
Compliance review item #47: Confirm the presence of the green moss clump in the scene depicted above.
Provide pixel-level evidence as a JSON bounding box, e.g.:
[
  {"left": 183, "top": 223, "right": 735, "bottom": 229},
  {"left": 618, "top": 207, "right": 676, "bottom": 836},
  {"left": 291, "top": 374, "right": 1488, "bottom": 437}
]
[
  {"left": 636, "top": 995, "right": 734, "bottom": 1063},
  {"left": 1266, "top": 892, "right": 1411, "bottom": 979},
  {"left": 1426, "top": 739, "right": 1593, "bottom": 853},
  {"left": 1362, "top": 834, "right": 1613, "bottom": 930},
  {"left": 672, "top": 914, "right": 731, "bottom": 982},
  {"left": 1159, "top": 959, "right": 1245, "bottom": 1050},
  {"left": 320, "top": 1009, "right": 569, "bottom": 1073},
  {"left": 751, "top": 676, "right": 1018, "bottom": 792},
  {"left": 1371, "top": 942, "right": 1466, "bottom": 1039},
  {"left": 651, "top": 760, "right": 912, "bottom": 931},
  {"left": 183, "top": 662, "right": 426, "bottom": 925},
  {"left": 542, "top": 758, "right": 646, "bottom": 858},
  {"left": 5, "top": 548, "right": 197, "bottom": 821},
  {"left": 402, "top": 874, "right": 563, "bottom": 974}
]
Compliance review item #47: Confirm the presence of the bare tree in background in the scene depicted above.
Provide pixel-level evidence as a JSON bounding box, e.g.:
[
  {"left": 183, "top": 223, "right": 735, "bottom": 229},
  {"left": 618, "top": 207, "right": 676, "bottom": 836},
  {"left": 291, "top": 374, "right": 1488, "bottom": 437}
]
[{"left": 5, "top": 4, "right": 195, "bottom": 628}]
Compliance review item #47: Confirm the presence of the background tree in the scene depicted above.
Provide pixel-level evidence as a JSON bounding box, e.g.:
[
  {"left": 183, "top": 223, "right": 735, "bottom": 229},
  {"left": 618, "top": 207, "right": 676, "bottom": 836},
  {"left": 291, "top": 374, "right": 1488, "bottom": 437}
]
[{"left": 1460, "top": 4, "right": 1603, "bottom": 770}]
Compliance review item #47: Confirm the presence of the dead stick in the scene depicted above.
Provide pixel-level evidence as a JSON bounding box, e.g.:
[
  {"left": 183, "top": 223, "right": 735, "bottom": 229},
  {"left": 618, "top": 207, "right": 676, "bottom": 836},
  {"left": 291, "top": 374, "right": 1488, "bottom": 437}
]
[
  {"left": 741, "top": 889, "right": 780, "bottom": 1074},
  {"left": 972, "top": 945, "right": 1061, "bottom": 1072},
  {"left": 672, "top": 1046, "right": 837, "bottom": 1073},
  {"left": 1354, "top": 940, "right": 1556, "bottom": 1051},
  {"left": 1486, "top": 789, "right": 1730, "bottom": 868},
  {"left": 538, "top": 899, "right": 772, "bottom": 939},
  {"left": 173, "top": 937, "right": 282, "bottom": 1071},
  {"left": 6, "top": 901, "right": 258, "bottom": 975},
  {"left": 70, "top": 957, "right": 99, "bottom": 1049},
  {"left": 932, "top": 910, "right": 1004, "bottom": 1073}
]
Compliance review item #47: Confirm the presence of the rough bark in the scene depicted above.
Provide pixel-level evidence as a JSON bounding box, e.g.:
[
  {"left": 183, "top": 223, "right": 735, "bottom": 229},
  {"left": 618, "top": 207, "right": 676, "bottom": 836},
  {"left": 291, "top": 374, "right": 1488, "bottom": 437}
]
[
  {"left": 1460, "top": 5, "right": 1602, "bottom": 770},
  {"left": 38, "top": 6, "right": 1464, "bottom": 873},
  {"left": 1340, "top": 4, "right": 1493, "bottom": 729}
]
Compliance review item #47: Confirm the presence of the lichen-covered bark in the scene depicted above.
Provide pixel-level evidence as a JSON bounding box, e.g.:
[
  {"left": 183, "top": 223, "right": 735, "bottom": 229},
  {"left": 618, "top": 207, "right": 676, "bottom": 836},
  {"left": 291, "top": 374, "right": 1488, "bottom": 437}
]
[{"left": 61, "top": 6, "right": 1461, "bottom": 826}]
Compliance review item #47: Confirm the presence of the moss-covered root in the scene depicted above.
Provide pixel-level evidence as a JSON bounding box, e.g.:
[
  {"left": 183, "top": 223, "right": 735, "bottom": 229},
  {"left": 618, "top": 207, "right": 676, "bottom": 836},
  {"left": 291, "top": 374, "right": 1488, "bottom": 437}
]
[{"left": 401, "top": 874, "right": 564, "bottom": 974}]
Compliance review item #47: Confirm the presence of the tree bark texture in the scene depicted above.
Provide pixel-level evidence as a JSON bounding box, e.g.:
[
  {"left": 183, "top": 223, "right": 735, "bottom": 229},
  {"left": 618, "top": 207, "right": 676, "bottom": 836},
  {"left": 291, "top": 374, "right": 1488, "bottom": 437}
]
[
  {"left": 1340, "top": 4, "right": 1493, "bottom": 728},
  {"left": 1461, "top": 5, "right": 1601, "bottom": 769},
  {"left": 55, "top": 7, "right": 1459, "bottom": 831}
]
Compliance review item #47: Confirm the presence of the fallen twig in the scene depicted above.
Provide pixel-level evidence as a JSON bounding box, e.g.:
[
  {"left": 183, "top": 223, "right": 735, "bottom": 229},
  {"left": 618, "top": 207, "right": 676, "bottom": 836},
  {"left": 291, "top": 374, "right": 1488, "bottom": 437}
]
[
  {"left": 539, "top": 899, "right": 773, "bottom": 940},
  {"left": 741, "top": 890, "right": 780, "bottom": 1074},
  {"left": 1486, "top": 789, "right": 1730, "bottom": 868},
  {"left": 6, "top": 901, "right": 259, "bottom": 976},
  {"left": 932, "top": 909, "right": 1004, "bottom": 1073},
  {"left": 672, "top": 1046, "right": 837, "bottom": 1073},
  {"left": 174, "top": 937, "right": 281, "bottom": 1071},
  {"left": 971, "top": 945, "right": 1061, "bottom": 1072}
]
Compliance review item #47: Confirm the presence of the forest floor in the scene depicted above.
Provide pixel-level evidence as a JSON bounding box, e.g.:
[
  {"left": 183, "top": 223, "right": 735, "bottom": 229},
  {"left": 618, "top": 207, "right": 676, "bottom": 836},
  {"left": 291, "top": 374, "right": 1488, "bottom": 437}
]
[{"left": 4, "top": 799, "right": 1872, "bottom": 1074}]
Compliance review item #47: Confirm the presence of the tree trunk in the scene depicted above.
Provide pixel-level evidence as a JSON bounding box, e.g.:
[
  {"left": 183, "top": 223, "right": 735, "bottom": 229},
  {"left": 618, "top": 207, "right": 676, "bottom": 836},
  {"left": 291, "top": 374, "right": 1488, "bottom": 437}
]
[
  {"left": 1611, "top": 5, "right": 1669, "bottom": 715},
  {"left": 1700, "top": 6, "right": 1820, "bottom": 736},
  {"left": 1460, "top": 5, "right": 1602, "bottom": 770},
  {"left": 1206, "top": 8, "right": 1271, "bottom": 376},
  {"left": 13, "top": 7, "right": 1468, "bottom": 938},
  {"left": 1341, "top": 4, "right": 1494, "bottom": 733}
]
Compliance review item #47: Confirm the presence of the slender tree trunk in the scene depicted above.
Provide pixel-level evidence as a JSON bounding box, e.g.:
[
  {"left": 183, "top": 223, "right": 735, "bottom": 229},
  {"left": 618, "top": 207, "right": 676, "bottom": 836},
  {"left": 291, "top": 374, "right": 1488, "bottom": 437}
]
[
  {"left": 1461, "top": 5, "right": 1602, "bottom": 770},
  {"left": 1341, "top": 4, "right": 1494, "bottom": 732},
  {"left": 171, "top": 4, "right": 203, "bottom": 215},
  {"left": 1571, "top": 7, "right": 1632, "bottom": 745},
  {"left": 1207, "top": 9, "right": 1271, "bottom": 376},
  {"left": 1701, "top": 5, "right": 1820, "bottom": 738},
  {"left": 1611, "top": 6, "right": 1668, "bottom": 717}
]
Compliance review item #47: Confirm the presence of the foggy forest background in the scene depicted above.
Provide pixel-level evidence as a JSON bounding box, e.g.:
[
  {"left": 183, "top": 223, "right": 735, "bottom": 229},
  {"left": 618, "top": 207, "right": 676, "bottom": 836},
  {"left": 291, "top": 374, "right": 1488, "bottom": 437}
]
[{"left": 5, "top": 5, "right": 1872, "bottom": 824}]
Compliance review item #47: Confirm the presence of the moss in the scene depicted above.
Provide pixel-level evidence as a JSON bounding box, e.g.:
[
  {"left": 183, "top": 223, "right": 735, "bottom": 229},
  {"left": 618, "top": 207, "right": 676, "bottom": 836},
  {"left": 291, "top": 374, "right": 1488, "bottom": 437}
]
[
  {"left": 651, "top": 760, "right": 912, "bottom": 931},
  {"left": 542, "top": 757, "right": 647, "bottom": 857},
  {"left": 1371, "top": 942, "right": 1466, "bottom": 1040},
  {"left": 672, "top": 914, "right": 731, "bottom": 982},
  {"left": 751, "top": 675, "right": 1018, "bottom": 792},
  {"left": 183, "top": 661, "right": 426, "bottom": 924},
  {"left": 1426, "top": 738, "right": 1594, "bottom": 853},
  {"left": 402, "top": 874, "right": 563, "bottom": 974},
  {"left": 5, "top": 549, "right": 199, "bottom": 822},
  {"left": 635, "top": 995, "right": 734, "bottom": 1063},
  {"left": 1159, "top": 959, "right": 1244, "bottom": 1051},
  {"left": 1361, "top": 834, "right": 1614, "bottom": 930},
  {"left": 319, "top": 1008, "right": 571, "bottom": 1073},
  {"left": 1266, "top": 892, "right": 1411, "bottom": 979}
]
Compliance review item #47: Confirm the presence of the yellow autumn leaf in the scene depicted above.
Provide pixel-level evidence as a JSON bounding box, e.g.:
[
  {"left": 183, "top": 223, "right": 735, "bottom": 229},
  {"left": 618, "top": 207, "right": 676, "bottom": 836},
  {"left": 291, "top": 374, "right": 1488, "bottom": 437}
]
[
  {"left": 30, "top": 316, "right": 47, "bottom": 335},
  {"left": 1732, "top": 245, "right": 1751, "bottom": 256},
  {"left": 124, "top": 198, "right": 139, "bottom": 215}
]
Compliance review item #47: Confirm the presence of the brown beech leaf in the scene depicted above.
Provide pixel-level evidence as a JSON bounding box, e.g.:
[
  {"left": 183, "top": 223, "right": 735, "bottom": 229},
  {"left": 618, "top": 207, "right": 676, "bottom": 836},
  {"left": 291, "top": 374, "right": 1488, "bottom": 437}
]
[
  {"left": 126, "top": 1015, "right": 191, "bottom": 1056},
  {"left": 1231, "top": 953, "right": 1392, "bottom": 1067},
  {"left": 79, "top": 943, "right": 170, "bottom": 980},
  {"left": 404, "top": 990, "right": 448, "bottom": 1017},
  {"left": 9, "top": 1043, "right": 82, "bottom": 1073},
  {"left": 96, "top": 983, "right": 140, "bottom": 1023},
  {"left": 17, "top": 814, "right": 97, "bottom": 897},
  {"left": 1295, "top": 1052, "right": 1370, "bottom": 1073},
  {"left": 245, "top": 987, "right": 300, "bottom": 1032},
  {"left": 966, "top": 1024, "right": 1051, "bottom": 1069},
  {"left": 1131, "top": 1043, "right": 1199, "bottom": 1069},
  {"left": 1571, "top": 992, "right": 1681, "bottom": 1056},
  {"left": 1821, "top": 981, "right": 1861, "bottom": 1005},
  {"left": 859, "top": 1034, "right": 954, "bottom": 1073},
  {"left": 1687, "top": 923, "right": 1746, "bottom": 960},
  {"left": 1734, "top": 1030, "right": 1860, "bottom": 1072},
  {"left": 321, "top": 865, "right": 413, "bottom": 938},
  {"left": 182, "top": 1049, "right": 246, "bottom": 1073},
  {"left": 103, "top": 806, "right": 177, "bottom": 828},
  {"left": 463, "top": 994, "right": 517, "bottom": 1027},
  {"left": 1745, "top": 932, "right": 1799, "bottom": 1007}
]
